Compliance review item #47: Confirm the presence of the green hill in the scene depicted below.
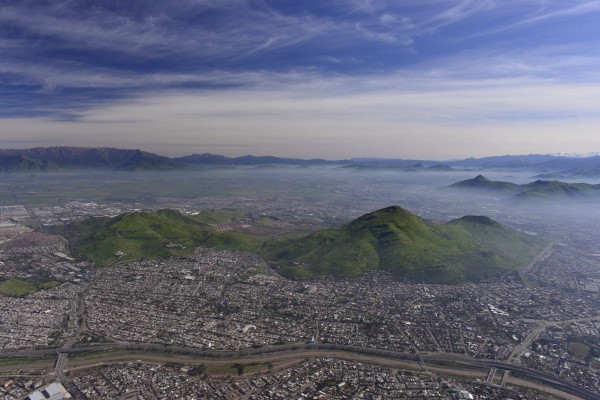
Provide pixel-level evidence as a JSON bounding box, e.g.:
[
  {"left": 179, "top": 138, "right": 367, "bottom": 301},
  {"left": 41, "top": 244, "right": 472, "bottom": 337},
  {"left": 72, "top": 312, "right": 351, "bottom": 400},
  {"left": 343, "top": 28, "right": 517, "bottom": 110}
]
[
  {"left": 62, "top": 206, "right": 546, "bottom": 284},
  {"left": 450, "top": 175, "right": 600, "bottom": 202},
  {"left": 450, "top": 175, "right": 521, "bottom": 192},
  {"left": 69, "top": 209, "right": 261, "bottom": 265},
  {"left": 517, "top": 180, "right": 600, "bottom": 201},
  {"left": 263, "top": 206, "right": 546, "bottom": 283}
]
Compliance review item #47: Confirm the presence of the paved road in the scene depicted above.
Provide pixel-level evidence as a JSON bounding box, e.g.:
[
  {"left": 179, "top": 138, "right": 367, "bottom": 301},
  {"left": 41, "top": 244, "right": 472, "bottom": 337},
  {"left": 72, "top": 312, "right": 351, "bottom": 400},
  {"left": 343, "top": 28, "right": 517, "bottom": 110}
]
[
  {"left": 521, "top": 242, "right": 555, "bottom": 277},
  {"left": 2, "top": 342, "right": 599, "bottom": 400}
]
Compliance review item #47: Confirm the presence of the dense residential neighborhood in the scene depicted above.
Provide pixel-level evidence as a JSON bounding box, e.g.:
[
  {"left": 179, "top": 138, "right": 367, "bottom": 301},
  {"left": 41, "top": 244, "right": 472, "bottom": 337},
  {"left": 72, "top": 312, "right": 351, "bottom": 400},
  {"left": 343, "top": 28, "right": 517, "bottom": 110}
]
[{"left": 1, "top": 178, "right": 600, "bottom": 399}]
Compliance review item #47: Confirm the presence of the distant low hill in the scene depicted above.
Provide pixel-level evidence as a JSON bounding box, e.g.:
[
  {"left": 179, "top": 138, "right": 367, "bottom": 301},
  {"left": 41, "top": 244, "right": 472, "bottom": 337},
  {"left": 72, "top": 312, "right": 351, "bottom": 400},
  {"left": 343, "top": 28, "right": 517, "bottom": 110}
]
[
  {"left": 343, "top": 163, "right": 453, "bottom": 172},
  {"left": 350, "top": 154, "right": 600, "bottom": 174},
  {"left": 450, "top": 175, "right": 600, "bottom": 202},
  {"left": 262, "top": 206, "right": 546, "bottom": 283},
  {"left": 174, "top": 153, "right": 341, "bottom": 166},
  {"left": 516, "top": 180, "right": 600, "bottom": 202},
  {"left": 450, "top": 175, "right": 521, "bottom": 192},
  {"left": 446, "top": 154, "right": 600, "bottom": 169},
  {"left": 0, "top": 147, "right": 186, "bottom": 172},
  {"left": 534, "top": 166, "right": 600, "bottom": 179}
]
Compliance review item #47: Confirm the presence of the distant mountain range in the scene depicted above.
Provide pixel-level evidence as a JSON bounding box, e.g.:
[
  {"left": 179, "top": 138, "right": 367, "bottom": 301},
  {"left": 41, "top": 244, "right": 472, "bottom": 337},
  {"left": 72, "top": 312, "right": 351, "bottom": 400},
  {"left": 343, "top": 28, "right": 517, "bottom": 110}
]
[
  {"left": 2, "top": 146, "right": 600, "bottom": 175},
  {"left": 0, "top": 147, "right": 183, "bottom": 172},
  {"left": 445, "top": 155, "right": 600, "bottom": 178},
  {"left": 450, "top": 175, "right": 600, "bottom": 202},
  {"left": 174, "top": 153, "right": 339, "bottom": 166}
]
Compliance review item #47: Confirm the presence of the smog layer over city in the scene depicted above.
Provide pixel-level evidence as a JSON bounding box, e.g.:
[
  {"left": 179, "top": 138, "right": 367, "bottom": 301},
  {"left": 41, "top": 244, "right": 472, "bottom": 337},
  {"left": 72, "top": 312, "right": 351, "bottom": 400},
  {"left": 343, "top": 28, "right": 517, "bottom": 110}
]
[{"left": 2, "top": 2, "right": 600, "bottom": 400}]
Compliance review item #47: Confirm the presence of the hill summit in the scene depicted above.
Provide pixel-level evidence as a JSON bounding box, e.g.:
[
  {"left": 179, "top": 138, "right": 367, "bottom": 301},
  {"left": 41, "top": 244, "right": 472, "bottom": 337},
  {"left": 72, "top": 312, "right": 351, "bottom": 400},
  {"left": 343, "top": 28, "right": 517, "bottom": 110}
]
[
  {"left": 57, "top": 209, "right": 260, "bottom": 265},
  {"left": 264, "top": 206, "right": 546, "bottom": 283},
  {"left": 450, "top": 175, "right": 520, "bottom": 192}
]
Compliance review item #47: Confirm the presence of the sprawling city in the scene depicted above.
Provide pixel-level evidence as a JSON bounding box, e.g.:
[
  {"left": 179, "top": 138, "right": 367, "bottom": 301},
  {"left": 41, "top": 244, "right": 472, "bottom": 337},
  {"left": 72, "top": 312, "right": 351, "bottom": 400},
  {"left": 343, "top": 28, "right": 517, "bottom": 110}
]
[{"left": 0, "top": 164, "right": 599, "bottom": 400}]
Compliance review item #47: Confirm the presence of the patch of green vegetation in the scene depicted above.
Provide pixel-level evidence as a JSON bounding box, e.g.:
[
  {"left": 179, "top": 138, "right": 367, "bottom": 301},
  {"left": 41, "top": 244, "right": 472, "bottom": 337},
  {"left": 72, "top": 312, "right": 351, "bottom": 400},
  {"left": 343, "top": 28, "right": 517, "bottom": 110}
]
[
  {"left": 0, "top": 278, "right": 60, "bottom": 296},
  {"left": 263, "top": 206, "right": 547, "bottom": 284},
  {"left": 64, "top": 205, "right": 546, "bottom": 284},
  {"left": 40, "top": 280, "right": 60, "bottom": 289},
  {"left": 69, "top": 209, "right": 266, "bottom": 265},
  {"left": 0, "top": 357, "right": 54, "bottom": 366},
  {"left": 231, "top": 362, "right": 271, "bottom": 375},
  {"left": 206, "top": 365, "right": 238, "bottom": 375},
  {"left": 204, "top": 230, "right": 265, "bottom": 251},
  {"left": 1, "top": 279, "right": 37, "bottom": 296}
]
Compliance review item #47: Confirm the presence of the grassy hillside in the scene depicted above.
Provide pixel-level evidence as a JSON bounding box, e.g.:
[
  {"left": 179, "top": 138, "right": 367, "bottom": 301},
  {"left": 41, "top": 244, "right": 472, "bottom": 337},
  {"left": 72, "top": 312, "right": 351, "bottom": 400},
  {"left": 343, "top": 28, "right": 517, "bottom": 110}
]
[
  {"left": 445, "top": 215, "right": 543, "bottom": 277},
  {"left": 517, "top": 180, "right": 600, "bottom": 201},
  {"left": 71, "top": 209, "right": 262, "bottom": 265},
  {"left": 64, "top": 206, "right": 546, "bottom": 284},
  {"left": 263, "top": 206, "right": 546, "bottom": 283}
]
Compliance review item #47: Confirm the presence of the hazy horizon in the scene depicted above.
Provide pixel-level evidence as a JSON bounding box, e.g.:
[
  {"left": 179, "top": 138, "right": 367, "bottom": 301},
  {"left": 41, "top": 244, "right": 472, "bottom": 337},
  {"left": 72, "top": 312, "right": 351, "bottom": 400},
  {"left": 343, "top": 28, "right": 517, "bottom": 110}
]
[{"left": 2, "top": 145, "right": 600, "bottom": 162}]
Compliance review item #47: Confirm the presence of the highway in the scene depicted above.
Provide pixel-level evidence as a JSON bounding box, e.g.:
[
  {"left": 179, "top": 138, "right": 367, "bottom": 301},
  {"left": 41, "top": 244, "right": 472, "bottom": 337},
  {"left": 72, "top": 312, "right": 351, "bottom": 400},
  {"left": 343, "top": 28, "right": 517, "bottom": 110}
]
[
  {"left": 2, "top": 342, "right": 599, "bottom": 400},
  {"left": 521, "top": 242, "right": 555, "bottom": 277}
]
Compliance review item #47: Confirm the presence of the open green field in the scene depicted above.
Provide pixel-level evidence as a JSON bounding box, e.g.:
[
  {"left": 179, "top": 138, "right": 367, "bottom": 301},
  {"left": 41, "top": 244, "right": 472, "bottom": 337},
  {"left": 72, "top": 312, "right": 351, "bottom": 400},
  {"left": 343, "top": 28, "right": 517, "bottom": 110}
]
[{"left": 0, "top": 278, "right": 60, "bottom": 296}]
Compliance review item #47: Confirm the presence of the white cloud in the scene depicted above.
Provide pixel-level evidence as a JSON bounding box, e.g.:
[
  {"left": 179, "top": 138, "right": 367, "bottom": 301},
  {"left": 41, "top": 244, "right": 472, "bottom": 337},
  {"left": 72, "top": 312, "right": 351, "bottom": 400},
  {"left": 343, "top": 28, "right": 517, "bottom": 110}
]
[{"left": 2, "top": 73, "right": 600, "bottom": 159}]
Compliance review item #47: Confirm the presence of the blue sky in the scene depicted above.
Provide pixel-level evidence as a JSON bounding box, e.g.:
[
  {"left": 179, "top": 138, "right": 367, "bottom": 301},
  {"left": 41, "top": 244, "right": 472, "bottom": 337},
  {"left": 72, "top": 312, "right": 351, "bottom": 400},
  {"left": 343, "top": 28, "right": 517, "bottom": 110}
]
[{"left": 2, "top": 0, "right": 600, "bottom": 158}]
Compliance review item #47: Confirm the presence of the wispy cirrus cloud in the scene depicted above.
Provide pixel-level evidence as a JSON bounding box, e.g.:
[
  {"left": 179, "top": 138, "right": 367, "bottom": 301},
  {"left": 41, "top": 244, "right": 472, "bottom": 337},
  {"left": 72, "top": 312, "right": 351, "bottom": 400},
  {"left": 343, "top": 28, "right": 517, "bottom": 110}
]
[
  {"left": 450, "top": 0, "right": 600, "bottom": 40},
  {"left": 0, "top": 0, "right": 412, "bottom": 63},
  {"left": 4, "top": 0, "right": 594, "bottom": 97},
  {"left": 0, "top": 0, "right": 420, "bottom": 97},
  {"left": 418, "top": 0, "right": 495, "bottom": 32},
  {"left": 514, "top": 0, "right": 600, "bottom": 25}
]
